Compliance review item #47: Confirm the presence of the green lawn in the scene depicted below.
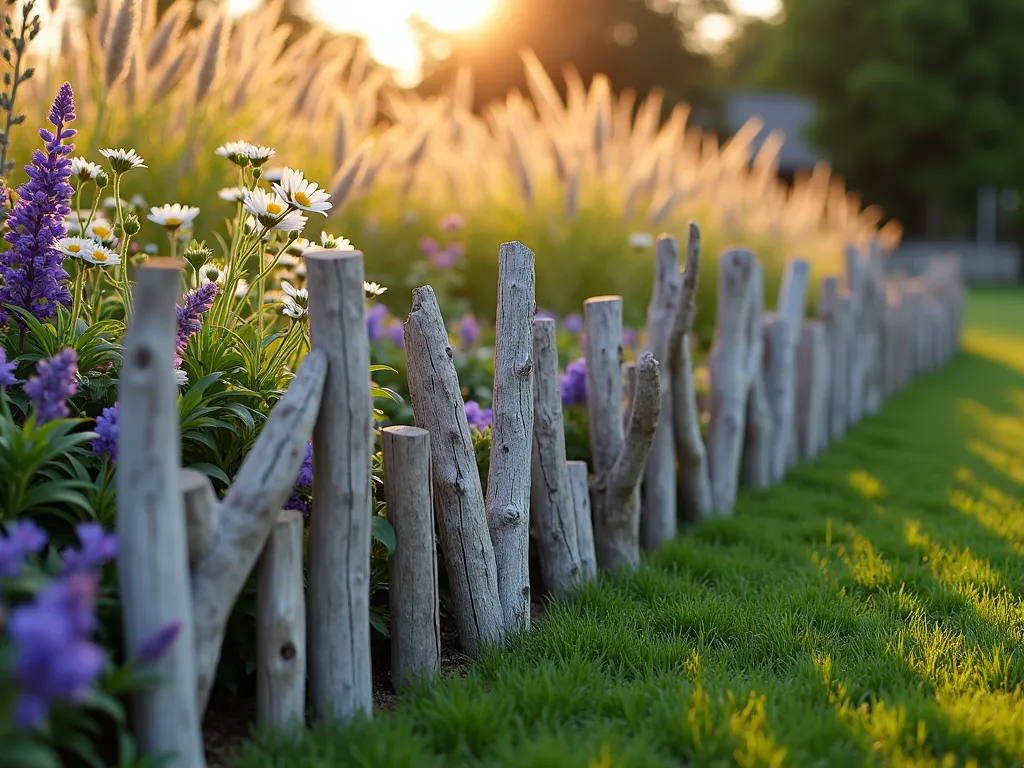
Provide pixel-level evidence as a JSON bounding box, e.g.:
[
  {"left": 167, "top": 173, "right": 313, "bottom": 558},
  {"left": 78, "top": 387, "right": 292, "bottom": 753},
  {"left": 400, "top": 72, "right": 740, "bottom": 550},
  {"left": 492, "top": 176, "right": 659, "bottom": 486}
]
[{"left": 237, "top": 289, "right": 1024, "bottom": 768}]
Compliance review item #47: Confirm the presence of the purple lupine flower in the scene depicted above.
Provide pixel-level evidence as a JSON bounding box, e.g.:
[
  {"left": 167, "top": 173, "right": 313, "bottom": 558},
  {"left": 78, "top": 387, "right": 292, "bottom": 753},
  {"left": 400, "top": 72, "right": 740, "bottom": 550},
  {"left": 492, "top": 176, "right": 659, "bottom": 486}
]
[
  {"left": 135, "top": 620, "right": 182, "bottom": 665},
  {"left": 295, "top": 441, "right": 313, "bottom": 488},
  {"left": 562, "top": 313, "right": 584, "bottom": 335},
  {"left": 0, "top": 83, "right": 76, "bottom": 326},
  {"left": 464, "top": 400, "right": 492, "bottom": 431},
  {"left": 418, "top": 236, "right": 439, "bottom": 257},
  {"left": 438, "top": 213, "right": 464, "bottom": 231},
  {"left": 0, "top": 520, "right": 49, "bottom": 578},
  {"left": 367, "top": 302, "right": 388, "bottom": 342},
  {"left": 623, "top": 326, "right": 637, "bottom": 349},
  {"left": 175, "top": 282, "right": 218, "bottom": 356},
  {"left": 8, "top": 570, "right": 105, "bottom": 728},
  {"left": 430, "top": 247, "right": 459, "bottom": 269},
  {"left": 535, "top": 308, "right": 556, "bottom": 320},
  {"left": 91, "top": 402, "right": 119, "bottom": 462},
  {"left": 560, "top": 357, "right": 587, "bottom": 407},
  {"left": 0, "top": 347, "right": 18, "bottom": 386},
  {"left": 387, "top": 317, "right": 405, "bottom": 348},
  {"left": 284, "top": 493, "right": 310, "bottom": 516},
  {"left": 458, "top": 314, "right": 480, "bottom": 349},
  {"left": 24, "top": 348, "right": 78, "bottom": 424},
  {"left": 61, "top": 522, "right": 117, "bottom": 574}
]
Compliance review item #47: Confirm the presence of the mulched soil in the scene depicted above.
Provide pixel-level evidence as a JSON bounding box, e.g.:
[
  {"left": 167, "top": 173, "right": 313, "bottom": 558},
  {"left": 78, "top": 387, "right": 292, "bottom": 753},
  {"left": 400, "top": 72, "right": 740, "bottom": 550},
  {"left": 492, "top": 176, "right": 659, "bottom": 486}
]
[{"left": 202, "top": 600, "right": 549, "bottom": 767}]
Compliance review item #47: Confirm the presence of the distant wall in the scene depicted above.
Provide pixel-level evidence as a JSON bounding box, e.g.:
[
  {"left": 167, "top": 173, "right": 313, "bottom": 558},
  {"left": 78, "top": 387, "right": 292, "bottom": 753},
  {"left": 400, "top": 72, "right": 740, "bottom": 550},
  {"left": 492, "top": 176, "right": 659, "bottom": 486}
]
[{"left": 889, "top": 241, "right": 1021, "bottom": 284}]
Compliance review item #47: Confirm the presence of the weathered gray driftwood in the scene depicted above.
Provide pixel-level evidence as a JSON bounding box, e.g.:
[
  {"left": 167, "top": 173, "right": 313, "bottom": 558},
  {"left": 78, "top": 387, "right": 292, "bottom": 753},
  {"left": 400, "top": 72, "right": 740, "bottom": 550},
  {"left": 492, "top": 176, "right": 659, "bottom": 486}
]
[
  {"left": 669, "top": 222, "right": 712, "bottom": 522},
  {"left": 180, "top": 468, "right": 217, "bottom": 565},
  {"left": 640, "top": 235, "right": 683, "bottom": 550},
  {"left": 795, "top": 319, "right": 830, "bottom": 460},
  {"left": 382, "top": 425, "right": 440, "bottom": 690},
  {"left": 485, "top": 241, "right": 536, "bottom": 635},
  {"left": 256, "top": 509, "right": 306, "bottom": 730},
  {"left": 585, "top": 294, "right": 661, "bottom": 571},
  {"left": 404, "top": 286, "right": 504, "bottom": 657},
  {"left": 567, "top": 460, "right": 597, "bottom": 581},
  {"left": 817, "top": 275, "right": 848, "bottom": 442},
  {"left": 117, "top": 260, "right": 205, "bottom": 768},
  {"left": 844, "top": 245, "right": 866, "bottom": 425},
  {"left": 305, "top": 249, "right": 374, "bottom": 722},
  {"left": 740, "top": 261, "right": 772, "bottom": 489},
  {"left": 530, "top": 319, "right": 582, "bottom": 595}
]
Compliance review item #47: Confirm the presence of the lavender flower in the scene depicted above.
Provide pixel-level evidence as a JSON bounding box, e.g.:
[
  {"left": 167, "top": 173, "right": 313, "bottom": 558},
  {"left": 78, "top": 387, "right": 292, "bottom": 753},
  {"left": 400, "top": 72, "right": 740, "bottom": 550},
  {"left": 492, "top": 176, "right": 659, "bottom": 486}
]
[
  {"left": 91, "top": 402, "right": 119, "bottom": 462},
  {"left": 438, "top": 213, "right": 464, "bottom": 231},
  {"left": 24, "top": 348, "right": 78, "bottom": 423},
  {"left": 295, "top": 441, "right": 313, "bottom": 488},
  {"left": 367, "top": 302, "right": 388, "bottom": 343},
  {"left": 0, "top": 346, "right": 18, "bottom": 386},
  {"left": 623, "top": 326, "right": 637, "bottom": 349},
  {"left": 284, "top": 493, "right": 310, "bottom": 516},
  {"left": 0, "top": 83, "right": 76, "bottom": 326},
  {"left": 464, "top": 400, "right": 492, "bottom": 431},
  {"left": 418, "top": 236, "right": 439, "bottom": 257},
  {"left": 175, "top": 282, "right": 218, "bottom": 356},
  {"left": 8, "top": 570, "right": 105, "bottom": 728},
  {"left": 562, "top": 313, "right": 584, "bottom": 335},
  {"left": 458, "top": 314, "right": 481, "bottom": 349},
  {"left": 62, "top": 522, "right": 117, "bottom": 574},
  {"left": 561, "top": 357, "right": 587, "bottom": 407},
  {"left": 0, "top": 520, "right": 49, "bottom": 578},
  {"left": 430, "top": 247, "right": 460, "bottom": 270},
  {"left": 387, "top": 318, "right": 405, "bottom": 348},
  {"left": 535, "top": 308, "right": 556, "bottom": 320},
  {"left": 135, "top": 620, "right": 182, "bottom": 665}
]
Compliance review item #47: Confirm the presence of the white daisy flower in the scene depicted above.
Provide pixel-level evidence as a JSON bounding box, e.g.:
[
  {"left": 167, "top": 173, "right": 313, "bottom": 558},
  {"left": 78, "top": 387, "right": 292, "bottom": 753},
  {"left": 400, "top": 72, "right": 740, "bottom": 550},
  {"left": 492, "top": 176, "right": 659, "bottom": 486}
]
[
  {"left": 272, "top": 167, "right": 332, "bottom": 216},
  {"left": 101, "top": 196, "right": 129, "bottom": 210},
  {"left": 294, "top": 264, "right": 306, "bottom": 279},
  {"left": 81, "top": 244, "right": 121, "bottom": 267},
  {"left": 199, "top": 263, "right": 223, "bottom": 284},
  {"left": 56, "top": 237, "right": 96, "bottom": 259},
  {"left": 130, "top": 194, "right": 148, "bottom": 209},
  {"left": 281, "top": 280, "right": 308, "bottom": 319},
  {"left": 308, "top": 231, "right": 354, "bottom": 251},
  {"left": 174, "top": 368, "right": 189, "bottom": 387},
  {"left": 143, "top": 243, "right": 159, "bottom": 255},
  {"left": 234, "top": 279, "right": 249, "bottom": 299},
  {"left": 218, "top": 187, "right": 245, "bottom": 202},
  {"left": 86, "top": 218, "right": 115, "bottom": 243},
  {"left": 285, "top": 237, "right": 310, "bottom": 256},
  {"left": 242, "top": 187, "right": 289, "bottom": 225},
  {"left": 261, "top": 167, "right": 284, "bottom": 183},
  {"left": 215, "top": 141, "right": 255, "bottom": 166},
  {"left": 628, "top": 232, "right": 653, "bottom": 249},
  {"left": 364, "top": 281, "right": 387, "bottom": 298},
  {"left": 276, "top": 253, "right": 299, "bottom": 267},
  {"left": 64, "top": 210, "right": 96, "bottom": 233},
  {"left": 70, "top": 157, "right": 102, "bottom": 182},
  {"left": 99, "top": 148, "right": 146, "bottom": 173},
  {"left": 246, "top": 145, "right": 275, "bottom": 166},
  {"left": 271, "top": 210, "right": 307, "bottom": 233},
  {"left": 147, "top": 203, "right": 201, "bottom": 231}
]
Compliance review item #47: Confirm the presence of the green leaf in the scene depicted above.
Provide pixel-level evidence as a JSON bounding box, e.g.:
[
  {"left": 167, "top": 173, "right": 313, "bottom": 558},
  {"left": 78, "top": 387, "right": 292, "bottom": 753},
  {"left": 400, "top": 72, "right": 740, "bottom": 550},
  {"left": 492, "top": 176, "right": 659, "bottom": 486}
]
[{"left": 371, "top": 514, "right": 396, "bottom": 553}]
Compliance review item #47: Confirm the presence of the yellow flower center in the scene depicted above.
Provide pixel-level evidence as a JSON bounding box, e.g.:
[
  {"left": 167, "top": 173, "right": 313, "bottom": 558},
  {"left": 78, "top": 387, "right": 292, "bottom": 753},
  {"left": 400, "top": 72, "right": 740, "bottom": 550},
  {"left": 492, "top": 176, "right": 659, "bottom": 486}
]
[
  {"left": 293, "top": 191, "right": 311, "bottom": 207},
  {"left": 267, "top": 202, "right": 283, "bottom": 215},
  {"left": 93, "top": 252, "right": 108, "bottom": 262},
  {"left": 68, "top": 244, "right": 80, "bottom": 253},
  {"left": 93, "top": 226, "right": 110, "bottom": 238},
  {"left": 166, "top": 218, "right": 181, "bottom": 227}
]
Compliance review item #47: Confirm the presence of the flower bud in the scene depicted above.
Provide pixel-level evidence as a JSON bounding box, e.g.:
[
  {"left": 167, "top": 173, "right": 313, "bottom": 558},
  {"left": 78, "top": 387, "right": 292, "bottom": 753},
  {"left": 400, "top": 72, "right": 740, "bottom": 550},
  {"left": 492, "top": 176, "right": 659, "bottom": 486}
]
[
  {"left": 94, "top": 170, "right": 109, "bottom": 189},
  {"left": 122, "top": 213, "right": 141, "bottom": 235}
]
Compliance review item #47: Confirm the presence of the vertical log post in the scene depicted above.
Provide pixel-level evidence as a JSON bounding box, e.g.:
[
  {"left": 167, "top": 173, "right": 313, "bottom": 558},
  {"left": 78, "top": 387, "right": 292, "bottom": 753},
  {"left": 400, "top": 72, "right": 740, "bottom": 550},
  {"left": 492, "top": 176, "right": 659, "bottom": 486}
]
[
  {"left": 796, "top": 319, "right": 830, "bottom": 460},
  {"left": 404, "top": 286, "right": 504, "bottom": 657},
  {"left": 117, "top": 260, "right": 205, "bottom": 767},
  {"left": 567, "top": 461, "right": 597, "bottom": 582},
  {"left": 816, "top": 276, "right": 846, "bottom": 443},
  {"left": 640, "top": 235, "right": 683, "bottom": 550},
  {"left": 740, "top": 261, "right": 772, "bottom": 489},
  {"left": 485, "top": 241, "right": 536, "bottom": 635},
  {"left": 844, "top": 245, "right": 866, "bottom": 425},
  {"left": 382, "top": 426, "right": 440, "bottom": 690},
  {"left": 306, "top": 249, "right": 374, "bottom": 721},
  {"left": 707, "top": 248, "right": 756, "bottom": 514},
  {"left": 180, "top": 468, "right": 218, "bottom": 566},
  {"left": 669, "top": 223, "right": 712, "bottom": 521},
  {"left": 530, "top": 319, "right": 583, "bottom": 595},
  {"left": 256, "top": 509, "right": 306, "bottom": 730}
]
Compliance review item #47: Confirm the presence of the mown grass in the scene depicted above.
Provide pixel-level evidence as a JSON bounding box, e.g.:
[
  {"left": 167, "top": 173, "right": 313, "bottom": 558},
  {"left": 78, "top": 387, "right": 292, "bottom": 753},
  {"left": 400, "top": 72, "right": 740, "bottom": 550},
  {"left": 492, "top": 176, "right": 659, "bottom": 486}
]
[{"left": 237, "top": 289, "right": 1024, "bottom": 768}]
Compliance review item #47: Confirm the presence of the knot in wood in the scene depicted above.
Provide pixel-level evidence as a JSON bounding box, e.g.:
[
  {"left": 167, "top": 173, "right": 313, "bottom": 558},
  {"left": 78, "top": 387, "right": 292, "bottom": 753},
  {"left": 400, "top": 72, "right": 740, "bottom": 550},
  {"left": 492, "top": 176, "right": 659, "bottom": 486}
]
[
  {"left": 445, "top": 346, "right": 454, "bottom": 359},
  {"left": 500, "top": 504, "right": 521, "bottom": 526},
  {"left": 280, "top": 641, "right": 296, "bottom": 661},
  {"left": 132, "top": 346, "right": 152, "bottom": 369},
  {"left": 517, "top": 359, "right": 533, "bottom": 378}
]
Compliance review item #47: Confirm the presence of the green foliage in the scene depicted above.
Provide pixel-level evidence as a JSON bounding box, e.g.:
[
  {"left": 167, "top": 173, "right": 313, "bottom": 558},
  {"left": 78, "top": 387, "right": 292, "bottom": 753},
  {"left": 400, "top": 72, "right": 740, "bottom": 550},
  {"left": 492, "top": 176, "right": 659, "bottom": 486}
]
[
  {"left": 237, "top": 291, "right": 1024, "bottom": 766},
  {"left": 772, "top": 0, "right": 1024, "bottom": 228}
]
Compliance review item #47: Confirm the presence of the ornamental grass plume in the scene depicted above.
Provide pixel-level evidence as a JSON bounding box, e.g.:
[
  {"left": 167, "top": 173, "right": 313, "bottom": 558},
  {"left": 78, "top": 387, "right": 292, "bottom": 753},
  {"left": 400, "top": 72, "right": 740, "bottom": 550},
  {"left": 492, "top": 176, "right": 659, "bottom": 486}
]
[
  {"left": 103, "top": 0, "right": 138, "bottom": 91},
  {"left": 0, "top": 83, "right": 76, "bottom": 326},
  {"left": 24, "top": 348, "right": 78, "bottom": 423}
]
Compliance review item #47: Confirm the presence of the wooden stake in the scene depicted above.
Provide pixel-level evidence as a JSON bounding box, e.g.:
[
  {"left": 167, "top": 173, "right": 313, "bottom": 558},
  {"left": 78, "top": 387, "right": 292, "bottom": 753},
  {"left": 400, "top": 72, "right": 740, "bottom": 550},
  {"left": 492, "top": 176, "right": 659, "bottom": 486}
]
[
  {"left": 116, "top": 260, "right": 205, "bottom": 767},
  {"left": 180, "top": 468, "right": 217, "bottom": 565},
  {"left": 817, "top": 275, "right": 848, "bottom": 442},
  {"left": 382, "top": 425, "right": 440, "bottom": 690},
  {"left": 740, "top": 261, "right": 772, "bottom": 489},
  {"left": 796, "top": 320, "right": 830, "bottom": 460},
  {"left": 567, "top": 460, "right": 597, "bottom": 582}
]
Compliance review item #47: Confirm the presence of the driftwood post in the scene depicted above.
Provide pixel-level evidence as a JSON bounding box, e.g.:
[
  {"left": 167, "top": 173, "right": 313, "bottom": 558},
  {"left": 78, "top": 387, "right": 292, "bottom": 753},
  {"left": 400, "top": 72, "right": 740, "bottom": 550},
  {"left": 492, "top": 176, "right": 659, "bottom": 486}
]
[
  {"left": 669, "top": 223, "right": 713, "bottom": 521},
  {"left": 256, "top": 510, "right": 306, "bottom": 730},
  {"left": 640, "top": 236, "right": 683, "bottom": 550},
  {"left": 567, "top": 460, "right": 597, "bottom": 581},
  {"left": 306, "top": 249, "right": 375, "bottom": 722},
  {"left": 795, "top": 320, "right": 830, "bottom": 460},
  {"left": 530, "top": 318, "right": 583, "bottom": 595},
  {"left": 485, "top": 241, "right": 536, "bottom": 634},
  {"left": 844, "top": 245, "right": 866, "bottom": 425},
  {"left": 117, "top": 260, "right": 205, "bottom": 767},
  {"left": 585, "top": 297, "right": 661, "bottom": 571},
  {"left": 817, "top": 276, "right": 848, "bottom": 442},
  {"left": 180, "top": 468, "right": 217, "bottom": 565},
  {"left": 404, "top": 286, "right": 504, "bottom": 656},
  {"left": 382, "top": 426, "right": 440, "bottom": 690},
  {"left": 740, "top": 261, "right": 772, "bottom": 488},
  {"left": 706, "top": 248, "right": 756, "bottom": 514},
  {"left": 763, "top": 258, "right": 810, "bottom": 482}
]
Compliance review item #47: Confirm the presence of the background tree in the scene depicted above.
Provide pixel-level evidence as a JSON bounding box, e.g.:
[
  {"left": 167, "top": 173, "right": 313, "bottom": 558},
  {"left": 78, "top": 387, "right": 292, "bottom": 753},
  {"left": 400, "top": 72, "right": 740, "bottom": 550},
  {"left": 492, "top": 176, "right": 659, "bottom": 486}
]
[{"left": 769, "top": 0, "right": 1024, "bottom": 236}]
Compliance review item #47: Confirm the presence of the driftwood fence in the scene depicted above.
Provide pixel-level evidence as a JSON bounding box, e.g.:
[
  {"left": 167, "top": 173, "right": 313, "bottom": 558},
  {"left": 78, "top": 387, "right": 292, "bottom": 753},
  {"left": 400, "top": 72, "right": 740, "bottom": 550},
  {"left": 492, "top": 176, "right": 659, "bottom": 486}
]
[{"left": 116, "top": 233, "right": 964, "bottom": 765}]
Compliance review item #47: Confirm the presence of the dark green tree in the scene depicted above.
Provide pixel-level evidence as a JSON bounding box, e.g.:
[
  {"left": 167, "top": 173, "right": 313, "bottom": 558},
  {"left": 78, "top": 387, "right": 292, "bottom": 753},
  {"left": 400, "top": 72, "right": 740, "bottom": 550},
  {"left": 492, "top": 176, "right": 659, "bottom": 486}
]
[
  {"left": 415, "top": 0, "right": 732, "bottom": 120},
  {"left": 771, "top": 0, "right": 1024, "bottom": 234}
]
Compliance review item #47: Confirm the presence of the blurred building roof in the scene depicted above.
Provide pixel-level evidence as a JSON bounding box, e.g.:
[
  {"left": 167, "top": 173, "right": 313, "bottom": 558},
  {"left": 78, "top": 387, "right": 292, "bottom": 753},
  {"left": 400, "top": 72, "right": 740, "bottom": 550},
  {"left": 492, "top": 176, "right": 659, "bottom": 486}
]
[{"left": 723, "top": 92, "right": 823, "bottom": 173}]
